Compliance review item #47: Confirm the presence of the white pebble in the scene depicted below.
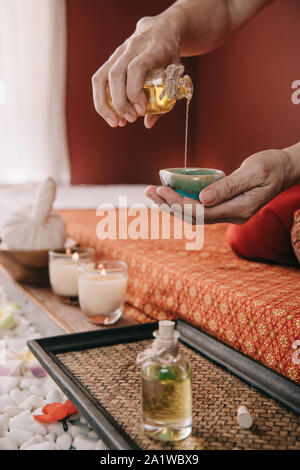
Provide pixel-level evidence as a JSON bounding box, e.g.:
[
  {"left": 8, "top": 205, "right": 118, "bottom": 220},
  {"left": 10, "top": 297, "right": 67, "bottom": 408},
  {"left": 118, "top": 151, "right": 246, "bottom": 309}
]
[
  {"left": 95, "top": 440, "right": 108, "bottom": 450},
  {"left": 237, "top": 405, "right": 253, "bottom": 429},
  {"left": 0, "top": 395, "right": 15, "bottom": 412},
  {"left": 73, "top": 435, "right": 98, "bottom": 450},
  {"left": 56, "top": 434, "right": 72, "bottom": 450},
  {"left": 29, "top": 385, "right": 45, "bottom": 398},
  {"left": 0, "top": 360, "right": 23, "bottom": 377},
  {"left": 19, "top": 436, "right": 43, "bottom": 450},
  {"left": 45, "top": 433, "right": 56, "bottom": 443},
  {"left": 25, "top": 441, "right": 57, "bottom": 450},
  {"left": 30, "top": 395, "right": 45, "bottom": 410},
  {"left": 0, "top": 377, "right": 20, "bottom": 394},
  {"left": 32, "top": 406, "right": 44, "bottom": 416},
  {"left": 20, "top": 378, "right": 39, "bottom": 389},
  {"left": 18, "top": 317, "right": 30, "bottom": 328},
  {"left": 5, "top": 429, "right": 34, "bottom": 447},
  {"left": 20, "top": 395, "right": 44, "bottom": 411},
  {"left": 7, "top": 339, "right": 26, "bottom": 350},
  {"left": 0, "top": 437, "right": 18, "bottom": 450},
  {"left": 10, "top": 388, "right": 30, "bottom": 406},
  {"left": 0, "top": 414, "right": 9, "bottom": 431},
  {"left": 46, "top": 422, "right": 66, "bottom": 437},
  {"left": 41, "top": 376, "right": 56, "bottom": 392},
  {"left": 9, "top": 410, "right": 47, "bottom": 435},
  {"left": 45, "top": 388, "right": 64, "bottom": 404},
  {"left": 4, "top": 405, "right": 21, "bottom": 417},
  {"left": 68, "top": 424, "right": 90, "bottom": 438}
]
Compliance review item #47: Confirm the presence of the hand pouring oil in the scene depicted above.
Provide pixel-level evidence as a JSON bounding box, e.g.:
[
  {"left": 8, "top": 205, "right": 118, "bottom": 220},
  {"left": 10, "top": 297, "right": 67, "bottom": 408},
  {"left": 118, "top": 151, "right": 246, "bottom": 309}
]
[
  {"left": 137, "top": 320, "right": 192, "bottom": 441},
  {"left": 107, "top": 64, "right": 193, "bottom": 116}
]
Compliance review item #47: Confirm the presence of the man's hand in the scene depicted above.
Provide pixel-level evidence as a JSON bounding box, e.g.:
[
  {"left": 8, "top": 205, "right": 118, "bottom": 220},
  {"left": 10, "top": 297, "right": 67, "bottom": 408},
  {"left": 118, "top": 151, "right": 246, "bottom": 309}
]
[
  {"left": 92, "top": 0, "right": 272, "bottom": 129},
  {"left": 145, "top": 148, "right": 300, "bottom": 224},
  {"left": 92, "top": 14, "right": 182, "bottom": 129}
]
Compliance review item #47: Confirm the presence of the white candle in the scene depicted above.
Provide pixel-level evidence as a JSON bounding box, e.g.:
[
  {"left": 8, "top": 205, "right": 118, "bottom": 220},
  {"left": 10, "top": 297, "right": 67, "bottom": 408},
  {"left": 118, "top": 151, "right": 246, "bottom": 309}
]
[
  {"left": 49, "top": 258, "right": 80, "bottom": 297},
  {"left": 49, "top": 248, "right": 95, "bottom": 298},
  {"left": 78, "top": 272, "right": 128, "bottom": 316}
]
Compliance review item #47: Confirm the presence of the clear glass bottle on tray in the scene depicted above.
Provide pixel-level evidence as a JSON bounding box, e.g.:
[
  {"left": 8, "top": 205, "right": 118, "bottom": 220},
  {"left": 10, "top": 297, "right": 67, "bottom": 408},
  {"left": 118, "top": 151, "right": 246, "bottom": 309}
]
[{"left": 137, "top": 320, "right": 192, "bottom": 441}]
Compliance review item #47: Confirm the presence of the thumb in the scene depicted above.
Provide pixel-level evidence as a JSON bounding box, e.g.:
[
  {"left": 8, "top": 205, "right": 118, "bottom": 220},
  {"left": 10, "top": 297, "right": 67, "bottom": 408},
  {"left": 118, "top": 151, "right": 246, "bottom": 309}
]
[
  {"left": 144, "top": 114, "right": 162, "bottom": 129},
  {"left": 199, "top": 166, "right": 254, "bottom": 207}
]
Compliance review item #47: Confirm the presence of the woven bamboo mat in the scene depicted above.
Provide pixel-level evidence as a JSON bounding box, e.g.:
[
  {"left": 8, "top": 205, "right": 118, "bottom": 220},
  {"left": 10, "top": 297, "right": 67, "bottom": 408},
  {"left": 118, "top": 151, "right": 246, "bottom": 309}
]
[{"left": 57, "top": 340, "right": 300, "bottom": 450}]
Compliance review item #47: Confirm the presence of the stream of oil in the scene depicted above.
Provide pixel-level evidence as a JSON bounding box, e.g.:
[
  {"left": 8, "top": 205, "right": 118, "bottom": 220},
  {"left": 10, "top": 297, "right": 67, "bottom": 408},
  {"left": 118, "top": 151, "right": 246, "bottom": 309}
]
[{"left": 184, "top": 100, "right": 190, "bottom": 173}]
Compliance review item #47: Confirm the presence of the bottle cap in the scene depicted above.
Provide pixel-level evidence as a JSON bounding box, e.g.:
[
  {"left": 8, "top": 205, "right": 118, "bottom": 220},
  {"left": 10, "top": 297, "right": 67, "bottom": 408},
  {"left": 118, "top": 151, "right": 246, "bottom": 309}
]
[
  {"left": 158, "top": 320, "right": 175, "bottom": 340},
  {"left": 237, "top": 406, "right": 253, "bottom": 429}
]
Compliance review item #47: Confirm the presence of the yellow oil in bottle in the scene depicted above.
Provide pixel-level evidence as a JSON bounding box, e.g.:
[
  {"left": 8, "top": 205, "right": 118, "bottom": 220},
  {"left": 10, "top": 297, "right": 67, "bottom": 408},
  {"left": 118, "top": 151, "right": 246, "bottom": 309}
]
[
  {"left": 106, "top": 83, "right": 176, "bottom": 116},
  {"left": 141, "top": 361, "right": 192, "bottom": 441},
  {"left": 106, "top": 65, "right": 193, "bottom": 117},
  {"left": 142, "top": 84, "right": 177, "bottom": 115}
]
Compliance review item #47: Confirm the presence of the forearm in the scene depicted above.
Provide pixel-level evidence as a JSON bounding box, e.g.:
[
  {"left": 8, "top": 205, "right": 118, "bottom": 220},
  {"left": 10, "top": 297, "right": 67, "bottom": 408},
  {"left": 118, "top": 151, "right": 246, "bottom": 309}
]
[
  {"left": 160, "top": 0, "right": 273, "bottom": 56},
  {"left": 284, "top": 142, "right": 300, "bottom": 187}
]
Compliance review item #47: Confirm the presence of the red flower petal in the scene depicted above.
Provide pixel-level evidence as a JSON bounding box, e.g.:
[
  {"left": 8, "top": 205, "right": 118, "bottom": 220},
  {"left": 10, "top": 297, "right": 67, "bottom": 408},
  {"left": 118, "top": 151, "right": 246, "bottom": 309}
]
[
  {"left": 33, "top": 403, "right": 68, "bottom": 423},
  {"left": 64, "top": 400, "right": 78, "bottom": 416}
]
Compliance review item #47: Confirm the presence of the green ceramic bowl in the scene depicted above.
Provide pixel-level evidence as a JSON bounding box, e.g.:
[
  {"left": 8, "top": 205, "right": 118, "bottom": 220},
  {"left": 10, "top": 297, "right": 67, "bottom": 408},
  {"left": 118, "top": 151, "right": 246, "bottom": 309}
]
[{"left": 159, "top": 168, "right": 225, "bottom": 200}]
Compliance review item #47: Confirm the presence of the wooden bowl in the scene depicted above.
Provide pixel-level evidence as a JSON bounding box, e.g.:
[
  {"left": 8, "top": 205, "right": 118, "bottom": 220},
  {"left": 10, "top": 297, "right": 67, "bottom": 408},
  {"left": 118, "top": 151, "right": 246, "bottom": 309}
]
[{"left": 0, "top": 238, "right": 76, "bottom": 286}]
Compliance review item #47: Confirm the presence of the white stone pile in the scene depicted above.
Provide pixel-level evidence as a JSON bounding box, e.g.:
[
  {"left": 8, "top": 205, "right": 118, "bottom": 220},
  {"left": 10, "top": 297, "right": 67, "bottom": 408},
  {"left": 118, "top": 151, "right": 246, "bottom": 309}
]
[{"left": 0, "top": 287, "right": 108, "bottom": 450}]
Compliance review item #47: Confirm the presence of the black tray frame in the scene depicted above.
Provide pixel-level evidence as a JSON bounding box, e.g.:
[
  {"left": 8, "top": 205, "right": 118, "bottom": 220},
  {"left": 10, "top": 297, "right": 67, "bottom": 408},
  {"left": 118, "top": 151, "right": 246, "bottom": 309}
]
[{"left": 28, "top": 320, "right": 300, "bottom": 450}]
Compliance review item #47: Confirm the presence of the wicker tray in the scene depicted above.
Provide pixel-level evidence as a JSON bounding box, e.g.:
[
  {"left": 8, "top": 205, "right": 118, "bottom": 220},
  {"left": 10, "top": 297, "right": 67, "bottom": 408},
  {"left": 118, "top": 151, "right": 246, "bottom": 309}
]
[{"left": 28, "top": 321, "right": 300, "bottom": 450}]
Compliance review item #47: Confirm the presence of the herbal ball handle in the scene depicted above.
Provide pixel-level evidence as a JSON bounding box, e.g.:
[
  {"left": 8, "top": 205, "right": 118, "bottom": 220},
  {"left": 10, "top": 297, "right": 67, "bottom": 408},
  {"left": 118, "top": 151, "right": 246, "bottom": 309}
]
[{"left": 32, "top": 178, "right": 56, "bottom": 223}]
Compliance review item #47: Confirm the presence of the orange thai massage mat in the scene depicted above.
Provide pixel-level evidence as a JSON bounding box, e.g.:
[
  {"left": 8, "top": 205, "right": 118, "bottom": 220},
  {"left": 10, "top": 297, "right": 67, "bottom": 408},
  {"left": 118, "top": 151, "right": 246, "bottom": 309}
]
[{"left": 59, "top": 209, "right": 300, "bottom": 384}]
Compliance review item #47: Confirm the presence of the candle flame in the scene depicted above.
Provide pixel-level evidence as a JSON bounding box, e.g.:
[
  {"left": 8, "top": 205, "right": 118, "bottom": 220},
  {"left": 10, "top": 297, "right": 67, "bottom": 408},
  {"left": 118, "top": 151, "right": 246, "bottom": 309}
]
[
  {"left": 97, "top": 263, "right": 106, "bottom": 275},
  {"left": 72, "top": 252, "right": 79, "bottom": 262}
]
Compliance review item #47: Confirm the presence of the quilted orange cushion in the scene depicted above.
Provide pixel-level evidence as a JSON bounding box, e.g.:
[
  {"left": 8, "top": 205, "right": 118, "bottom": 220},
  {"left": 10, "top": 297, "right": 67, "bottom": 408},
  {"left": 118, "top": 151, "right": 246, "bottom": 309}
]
[{"left": 59, "top": 209, "right": 300, "bottom": 383}]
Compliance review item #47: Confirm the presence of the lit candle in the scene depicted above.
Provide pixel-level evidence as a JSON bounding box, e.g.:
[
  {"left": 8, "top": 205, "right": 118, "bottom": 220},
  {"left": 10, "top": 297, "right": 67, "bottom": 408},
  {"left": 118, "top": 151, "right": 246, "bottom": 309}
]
[
  {"left": 49, "top": 248, "right": 95, "bottom": 298},
  {"left": 78, "top": 261, "right": 128, "bottom": 325}
]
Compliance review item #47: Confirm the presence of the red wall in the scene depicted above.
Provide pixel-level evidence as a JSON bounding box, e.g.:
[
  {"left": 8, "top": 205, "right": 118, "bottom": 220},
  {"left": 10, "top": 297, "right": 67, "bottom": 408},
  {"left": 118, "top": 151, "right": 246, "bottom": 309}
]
[
  {"left": 193, "top": 0, "right": 300, "bottom": 174},
  {"left": 66, "top": 0, "right": 198, "bottom": 185},
  {"left": 66, "top": 0, "right": 300, "bottom": 184}
]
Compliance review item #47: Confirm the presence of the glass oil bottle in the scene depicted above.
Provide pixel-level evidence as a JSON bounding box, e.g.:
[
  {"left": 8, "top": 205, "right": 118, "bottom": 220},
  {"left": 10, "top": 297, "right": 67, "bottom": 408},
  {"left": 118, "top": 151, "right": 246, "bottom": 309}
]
[
  {"left": 106, "top": 63, "right": 193, "bottom": 116},
  {"left": 137, "top": 320, "right": 192, "bottom": 441}
]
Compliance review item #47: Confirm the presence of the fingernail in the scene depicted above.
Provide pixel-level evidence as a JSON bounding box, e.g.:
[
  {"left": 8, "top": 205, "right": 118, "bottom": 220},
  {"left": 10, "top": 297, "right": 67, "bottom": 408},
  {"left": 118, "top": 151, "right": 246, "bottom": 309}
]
[
  {"left": 106, "top": 118, "right": 117, "bottom": 127},
  {"left": 200, "top": 188, "right": 217, "bottom": 205},
  {"left": 124, "top": 113, "right": 136, "bottom": 123},
  {"left": 118, "top": 118, "right": 127, "bottom": 127},
  {"left": 134, "top": 104, "right": 144, "bottom": 115},
  {"left": 145, "top": 116, "right": 155, "bottom": 129}
]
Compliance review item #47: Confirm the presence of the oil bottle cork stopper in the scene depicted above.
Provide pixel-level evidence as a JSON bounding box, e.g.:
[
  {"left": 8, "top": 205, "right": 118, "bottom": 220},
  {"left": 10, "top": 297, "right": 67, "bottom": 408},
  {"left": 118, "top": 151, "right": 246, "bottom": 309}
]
[
  {"left": 237, "top": 406, "right": 253, "bottom": 429},
  {"left": 158, "top": 320, "right": 175, "bottom": 340}
]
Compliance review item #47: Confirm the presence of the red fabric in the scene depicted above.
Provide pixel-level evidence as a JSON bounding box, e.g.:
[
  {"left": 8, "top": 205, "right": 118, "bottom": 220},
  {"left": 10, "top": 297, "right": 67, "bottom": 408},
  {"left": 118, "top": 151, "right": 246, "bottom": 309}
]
[{"left": 227, "top": 185, "right": 300, "bottom": 266}]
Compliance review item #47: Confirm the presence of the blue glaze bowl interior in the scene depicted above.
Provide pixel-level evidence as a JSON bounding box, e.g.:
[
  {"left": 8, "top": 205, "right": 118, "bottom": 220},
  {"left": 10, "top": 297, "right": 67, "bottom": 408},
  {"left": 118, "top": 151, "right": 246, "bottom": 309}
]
[{"left": 159, "top": 168, "right": 225, "bottom": 200}]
